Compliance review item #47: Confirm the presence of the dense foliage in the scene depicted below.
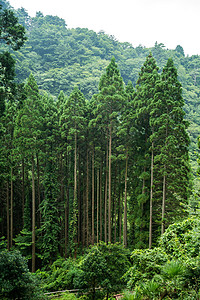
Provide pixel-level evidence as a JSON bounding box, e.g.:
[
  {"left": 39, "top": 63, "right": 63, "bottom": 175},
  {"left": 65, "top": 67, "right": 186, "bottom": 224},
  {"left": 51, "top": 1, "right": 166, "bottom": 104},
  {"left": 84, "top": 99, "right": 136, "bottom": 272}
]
[{"left": 0, "top": 1, "right": 200, "bottom": 299}]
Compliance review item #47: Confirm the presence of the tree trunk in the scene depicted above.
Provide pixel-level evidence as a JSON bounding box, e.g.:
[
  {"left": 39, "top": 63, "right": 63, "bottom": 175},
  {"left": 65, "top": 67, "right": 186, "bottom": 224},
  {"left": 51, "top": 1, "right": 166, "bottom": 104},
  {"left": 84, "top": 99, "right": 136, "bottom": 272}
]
[
  {"left": 32, "top": 155, "right": 36, "bottom": 272},
  {"left": 10, "top": 167, "right": 13, "bottom": 248},
  {"left": 92, "top": 147, "right": 95, "bottom": 245},
  {"left": 86, "top": 149, "right": 89, "bottom": 247},
  {"left": 161, "top": 173, "right": 166, "bottom": 234},
  {"left": 104, "top": 141, "right": 108, "bottom": 244},
  {"left": 149, "top": 142, "right": 154, "bottom": 249},
  {"left": 100, "top": 161, "right": 102, "bottom": 241},
  {"left": 74, "top": 132, "right": 77, "bottom": 258},
  {"left": 108, "top": 125, "right": 112, "bottom": 243},
  {"left": 6, "top": 180, "right": 10, "bottom": 250},
  {"left": 123, "top": 149, "right": 128, "bottom": 247},
  {"left": 22, "top": 159, "right": 25, "bottom": 226},
  {"left": 36, "top": 153, "right": 41, "bottom": 227},
  {"left": 97, "top": 168, "right": 99, "bottom": 244}
]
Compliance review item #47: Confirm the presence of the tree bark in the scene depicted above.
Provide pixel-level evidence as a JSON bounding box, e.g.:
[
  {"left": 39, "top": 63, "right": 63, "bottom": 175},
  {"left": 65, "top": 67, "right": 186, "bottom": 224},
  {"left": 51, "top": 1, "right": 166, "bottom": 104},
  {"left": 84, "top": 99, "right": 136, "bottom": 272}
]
[
  {"left": 161, "top": 173, "right": 166, "bottom": 234},
  {"left": 104, "top": 140, "right": 108, "bottom": 244},
  {"left": 10, "top": 167, "right": 13, "bottom": 248},
  {"left": 92, "top": 147, "right": 95, "bottom": 245},
  {"left": 123, "top": 149, "right": 128, "bottom": 247},
  {"left": 97, "top": 168, "right": 99, "bottom": 244},
  {"left": 149, "top": 142, "right": 154, "bottom": 249},
  {"left": 108, "top": 124, "right": 112, "bottom": 243},
  {"left": 86, "top": 149, "right": 89, "bottom": 247},
  {"left": 6, "top": 180, "right": 10, "bottom": 250},
  {"left": 32, "top": 155, "right": 36, "bottom": 272}
]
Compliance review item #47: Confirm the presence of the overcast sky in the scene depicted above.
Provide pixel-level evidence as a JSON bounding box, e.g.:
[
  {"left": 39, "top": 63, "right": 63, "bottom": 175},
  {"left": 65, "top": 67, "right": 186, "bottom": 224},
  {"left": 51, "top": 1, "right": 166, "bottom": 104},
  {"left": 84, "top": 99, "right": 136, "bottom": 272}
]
[{"left": 8, "top": 0, "right": 200, "bottom": 56}]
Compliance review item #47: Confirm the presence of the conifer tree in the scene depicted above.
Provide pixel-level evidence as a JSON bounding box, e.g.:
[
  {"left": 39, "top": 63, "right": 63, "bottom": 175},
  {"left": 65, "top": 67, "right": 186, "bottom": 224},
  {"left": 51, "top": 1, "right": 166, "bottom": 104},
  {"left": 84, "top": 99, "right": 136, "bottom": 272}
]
[
  {"left": 14, "top": 74, "right": 43, "bottom": 272},
  {"left": 151, "top": 58, "right": 190, "bottom": 235},
  {"left": 60, "top": 87, "right": 86, "bottom": 256},
  {"left": 134, "top": 53, "right": 160, "bottom": 248},
  {"left": 95, "top": 57, "right": 125, "bottom": 243}
]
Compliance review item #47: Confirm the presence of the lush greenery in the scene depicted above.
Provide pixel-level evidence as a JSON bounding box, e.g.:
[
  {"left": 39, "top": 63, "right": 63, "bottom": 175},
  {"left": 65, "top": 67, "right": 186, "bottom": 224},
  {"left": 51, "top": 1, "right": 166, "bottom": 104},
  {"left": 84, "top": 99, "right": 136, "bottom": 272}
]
[{"left": 0, "top": 0, "right": 200, "bottom": 299}]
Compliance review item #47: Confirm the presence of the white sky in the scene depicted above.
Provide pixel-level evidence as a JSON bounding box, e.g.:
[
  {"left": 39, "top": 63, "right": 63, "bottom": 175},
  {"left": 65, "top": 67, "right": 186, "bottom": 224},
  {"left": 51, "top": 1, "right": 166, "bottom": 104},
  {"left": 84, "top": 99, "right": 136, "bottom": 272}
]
[{"left": 8, "top": 0, "right": 200, "bottom": 56}]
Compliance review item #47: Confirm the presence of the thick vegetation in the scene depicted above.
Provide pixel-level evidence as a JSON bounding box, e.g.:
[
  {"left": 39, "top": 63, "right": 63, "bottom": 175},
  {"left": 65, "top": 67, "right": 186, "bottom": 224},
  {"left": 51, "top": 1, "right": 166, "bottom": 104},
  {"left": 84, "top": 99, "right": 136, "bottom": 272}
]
[{"left": 0, "top": 1, "right": 200, "bottom": 299}]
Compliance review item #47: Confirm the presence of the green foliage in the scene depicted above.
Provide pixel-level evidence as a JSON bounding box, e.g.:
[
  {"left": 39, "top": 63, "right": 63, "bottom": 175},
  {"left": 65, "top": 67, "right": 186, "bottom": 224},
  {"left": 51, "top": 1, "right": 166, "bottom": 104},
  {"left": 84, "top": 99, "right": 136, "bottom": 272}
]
[
  {"left": 41, "top": 257, "right": 81, "bottom": 292},
  {"left": 125, "top": 248, "right": 168, "bottom": 289},
  {"left": 159, "top": 217, "right": 200, "bottom": 259},
  {"left": 78, "top": 242, "right": 131, "bottom": 298},
  {"left": 0, "top": 250, "right": 43, "bottom": 299}
]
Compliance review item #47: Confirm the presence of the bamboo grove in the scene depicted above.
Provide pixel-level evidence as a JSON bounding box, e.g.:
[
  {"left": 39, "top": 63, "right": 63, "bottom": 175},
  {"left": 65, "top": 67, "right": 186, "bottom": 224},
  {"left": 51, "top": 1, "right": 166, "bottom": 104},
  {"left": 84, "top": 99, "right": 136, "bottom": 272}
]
[{"left": 0, "top": 53, "right": 191, "bottom": 271}]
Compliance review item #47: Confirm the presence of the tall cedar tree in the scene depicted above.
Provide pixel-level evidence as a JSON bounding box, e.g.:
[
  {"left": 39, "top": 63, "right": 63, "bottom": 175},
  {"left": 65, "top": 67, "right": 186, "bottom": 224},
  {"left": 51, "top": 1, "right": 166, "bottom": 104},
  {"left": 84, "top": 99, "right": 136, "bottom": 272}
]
[
  {"left": 151, "top": 58, "right": 190, "bottom": 236},
  {"left": 14, "top": 74, "right": 43, "bottom": 272},
  {"left": 60, "top": 87, "right": 86, "bottom": 256},
  {"left": 95, "top": 57, "right": 125, "bottom": 243},
  {"left": 134, "top": 53, "right": 160, "bottom": 248}
]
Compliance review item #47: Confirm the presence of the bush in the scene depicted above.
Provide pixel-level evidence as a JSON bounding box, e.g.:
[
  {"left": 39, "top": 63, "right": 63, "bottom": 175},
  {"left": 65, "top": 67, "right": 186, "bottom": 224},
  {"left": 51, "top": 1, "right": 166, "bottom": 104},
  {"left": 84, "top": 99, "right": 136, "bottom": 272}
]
[
  {"left": 0, "top": 250, "right": 44, "bottom": 299},
  {"left": 125, "top": 247, "right": 168, "bottom": 289}
]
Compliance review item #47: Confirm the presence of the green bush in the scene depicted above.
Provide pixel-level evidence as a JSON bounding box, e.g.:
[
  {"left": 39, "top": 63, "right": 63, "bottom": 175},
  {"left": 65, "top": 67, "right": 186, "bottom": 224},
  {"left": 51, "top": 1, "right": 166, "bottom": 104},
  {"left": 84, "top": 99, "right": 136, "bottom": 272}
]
[
  {"left": 125, "top": 247, "right": 168, "bottom": 289},
  {"left": 0, "top": 250, "right": 44, "bottom": 299},
  {"left": 42, "top": 257, "right": 81, "bottom": 292}
]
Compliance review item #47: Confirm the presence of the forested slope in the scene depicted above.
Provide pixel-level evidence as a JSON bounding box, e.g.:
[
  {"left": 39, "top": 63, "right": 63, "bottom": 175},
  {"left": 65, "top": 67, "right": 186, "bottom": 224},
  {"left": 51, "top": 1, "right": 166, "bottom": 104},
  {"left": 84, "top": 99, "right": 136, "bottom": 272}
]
[{"left": 2, "top": 4, "right": 197, "bottom": 174}]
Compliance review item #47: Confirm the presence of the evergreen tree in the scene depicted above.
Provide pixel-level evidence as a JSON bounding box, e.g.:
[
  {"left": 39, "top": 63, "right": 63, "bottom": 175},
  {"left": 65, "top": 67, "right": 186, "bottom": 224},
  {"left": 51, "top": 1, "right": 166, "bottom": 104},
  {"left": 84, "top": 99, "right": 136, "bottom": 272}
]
[
  {"left": 134, "top": 53, "right": 160, "bottom": 248},
  {"left": 95, "top": 57, "right": 125, "bottom": 243},
  {"left": 60, "top": 87, "right": 86, "bottom": 256},
  {"left": 151, "top": 58, "right": 191, "bottom": 235},
  {"left": 14, "top": 74, "right": 43, "bottom": 272}
]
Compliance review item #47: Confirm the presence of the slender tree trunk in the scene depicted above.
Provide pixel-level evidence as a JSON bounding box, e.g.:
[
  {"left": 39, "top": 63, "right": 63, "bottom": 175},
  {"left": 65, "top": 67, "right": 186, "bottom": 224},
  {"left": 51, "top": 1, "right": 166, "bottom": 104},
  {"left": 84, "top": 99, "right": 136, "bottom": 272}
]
[
  {"left": 118, "top": 167, "right": 122, "bottom": 243},
  {"left": 6, "top": 180, "right": 10, "bottom": 251},
  {"left": 161, "top": 173, "right": 166, "bottom": 234},
  {"left": 78, "top": 149, "right": 81, "bottom": 246},
  {"left": 149, "top": 142, "right": 154, "bottom": 249},
  {"left": 86, "top": 149, "right": 89, "bottom": 247},
  {"left": 123, "top": 149, "right": 128, "bottom": 247},
  {"left": 108, "top": 125, "right": 112, "bottom": 243},
  {"left": 74, "top": 132, "right": 77, "bottom": 258},
  {"left": 114, "top": 162, "right": 117, "bottom": 243},
  {"left": 92, "top": 147, "right": 95, "bottom": 245},
  {"left": 97, "top": 168, "right": 99, "bottom": 244},
  {"left": 104, "top": 141, "right": 108, "bottom": 243},
  {"left": 65, "top": 151, "right": 69, "bottom": 258},
  {"left": 10, "top": 167, "right": 13, "bottom": 248},
  {"left": 22, "top": 159, "right": 25, "bottom": 226},
  {"left": 100, "top": 161, "right": 102, "bottom": 241},
  {"left": 36, "top": 153, "right": 41, "bottom": 226},
  {"left": 32, "top": 155, "right": 36, "bottom": 272}
]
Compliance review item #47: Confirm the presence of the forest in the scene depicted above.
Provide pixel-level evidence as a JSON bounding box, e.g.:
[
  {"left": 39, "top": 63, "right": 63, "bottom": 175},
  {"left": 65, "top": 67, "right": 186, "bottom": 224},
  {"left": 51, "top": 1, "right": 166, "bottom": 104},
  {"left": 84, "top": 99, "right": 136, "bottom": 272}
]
[{"left": 0, "top": 0, "right": 200, "bottom": 299}]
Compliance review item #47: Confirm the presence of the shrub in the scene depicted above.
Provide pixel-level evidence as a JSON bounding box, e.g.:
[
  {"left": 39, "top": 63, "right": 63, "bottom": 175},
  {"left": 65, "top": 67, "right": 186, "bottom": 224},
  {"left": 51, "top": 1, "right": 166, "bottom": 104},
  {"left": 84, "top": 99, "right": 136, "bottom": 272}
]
[{"left": 0, "top": 250, "right": 44, "bottom": 299}]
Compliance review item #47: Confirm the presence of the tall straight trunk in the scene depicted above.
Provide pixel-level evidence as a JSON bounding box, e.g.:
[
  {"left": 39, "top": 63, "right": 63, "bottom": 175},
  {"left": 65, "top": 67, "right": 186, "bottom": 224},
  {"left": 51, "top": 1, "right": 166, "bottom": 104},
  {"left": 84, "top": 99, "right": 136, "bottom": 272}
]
[
  {"left": 118, "top": 167, "right": 122, "bottom": 243},
  {"left": 114, "top": 162, "right": 117, "bottom": 243},
  {"left": 22, "top": 159, "right": 25, "bottom": 226},
  {"left": 36, "top": 154, "right": 41, "bottom": 226},
  {"left": 100, "top": 161, "right": 103, "bottom": 241},
  {"left": 104, "top": 141, "right": 108, "bottom": 243},
  {"left": 123, "top": 149, "right": 128, "bottom": 247},
  {"left": 97, "top": 168, "right": 99, "bottom": 244},
  {"left": 92, "top": 147, "right": 95, "bottom": 245},
  {"left": 86, "top": 149, "right": 89, "bottom": 247},
  {"left": 108, "top": 125, "right": 112, "bottom": 243},
  {"left": 10, "top": 167, "right": 13, "bottom": 248},
  {"left": 149, "top": 142, "right": 154, "bottom": 249},
  {"left": 65, "top": 150, "right": 69, "bottom": 258},
  {"left": 6, "top": 180, "right": 10, "bottom": 250},
  {"left": 32, "top": 155, "right": 36, "bottom": 272},
  {"left": 161, "top": 173, "right": 166, "bottom": 234},
  {"left": 74, "top": 132, "right": 77, "bottom": 258},
  {"left": 78, "top": 149, "right": 81, "bottom": 246}
]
